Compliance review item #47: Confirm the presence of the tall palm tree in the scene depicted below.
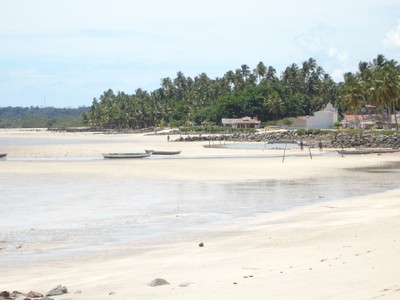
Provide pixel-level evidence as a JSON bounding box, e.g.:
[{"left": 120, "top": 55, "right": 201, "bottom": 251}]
[
  {"left": 234, "top": 69, "right": 245, "bottom": 91},
  {"left": 254, "top": 61, "right": 266, "bottom": 83},
  {"left": 342, "top": 72, "right": 365, "bottom": 127},
  {"left": 371, "top": 54, "right": 387, "bottom": 69},
  {"left": 240, "top": 64, "right": 251, "bottom": 81},
  {"left": 223, "top": 70, "right": 235, "bottom": 91},
  {"left": 266, "top": 91, "right": 285, "bottom": 120},
  {"left": 301, "top": 58, "right": 317, "bottom": 80},
  {"left": 161, "top": 77, "right": 175, "bottom": 99},
  {"left": 265, "top": 66, "right": 277, "bottom": 83},
  {"left": 369, "top": 63, "right": 400, "bottom": 129}
]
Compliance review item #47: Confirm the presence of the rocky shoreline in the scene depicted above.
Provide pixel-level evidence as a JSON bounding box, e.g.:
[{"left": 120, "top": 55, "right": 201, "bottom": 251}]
[
  {"left": 170, "top": 130, "right": 400, "bottom": 149},
  {"left": 0, "top": 285, "right": 68, "bottom": 300},
  {"left": 47, "top": 127, "right": 400, "bottom": 149}
]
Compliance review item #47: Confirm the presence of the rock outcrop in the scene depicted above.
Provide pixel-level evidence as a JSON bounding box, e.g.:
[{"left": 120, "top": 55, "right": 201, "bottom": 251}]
[{"left": 174, "top": 130, "right": 400, "bottom": 149}]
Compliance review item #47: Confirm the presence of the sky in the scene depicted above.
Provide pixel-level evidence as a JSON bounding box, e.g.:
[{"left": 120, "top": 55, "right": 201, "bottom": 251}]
[{"left": 1, "top": 0, "right": 400, "bottom": 108}]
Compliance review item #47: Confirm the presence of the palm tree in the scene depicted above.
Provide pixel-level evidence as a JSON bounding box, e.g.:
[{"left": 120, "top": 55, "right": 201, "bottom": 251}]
[
  {"left": 371, "top": 54, "right": 387, "bottom": 69},
  {"left": 265, "top": 66, "right": 277, "bottom": 83},
  {"left": 282, "top": 63, "right": 301, "bottom": 94},
  {"left": 369, "top": 63, "right": 400, "bottom": 129},
  {"left": 240, "top": 64, "right": 251, "bottom": 81},
  {"left": 223, "top": 70, "right": 235, "bottom": 91},
  {"left": 266, "top": 91, "right": 285, "bottom": 120},
  {"left": 301, "top": 58, "right": 317, "bottom": 80},
  {"left": 234, "top": 69, "right": 245, "bottom": 91},
  {"left": 161, "top": 77, "right": 175, "bottom": 100},
  {"left": 254, "top": 61, "right": 266, "bottom": 83},
  {"left": 342, "top": 72, "right": 365, "bottom": 128}
]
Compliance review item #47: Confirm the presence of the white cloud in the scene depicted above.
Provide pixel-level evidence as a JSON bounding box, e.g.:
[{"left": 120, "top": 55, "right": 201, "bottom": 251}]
[
  {"left": 328, "top": 47, "right": 349, "bottom": 63},
  {"left": 383, "top": 22, "right": 400, "bottom": 49},
  {"left": 1, "top": 0, "right": 400, "bottom": 107},
  {"left": 296, "top": 24, "right": 335, "bottom": 54},
  {"left": 326, "top": 47, "right": 351, "bottom": 82},
  {"left": 331, "top": 69, "right": 345, "bottom": 82}
]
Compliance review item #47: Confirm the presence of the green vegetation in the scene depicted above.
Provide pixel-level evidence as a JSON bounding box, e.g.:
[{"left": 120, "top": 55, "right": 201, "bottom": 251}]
[
  {"left": 83, "top": 58, "right": 339, "bottom": 129},
  {"left": 83, "top": 54, "right": 399, "bottom": 130},
  {"left": 369, "top": 130, "right": 400, "bottom": 135},
  {"left": 3, "top": 55, "right": 398, "bottom": 130},
  {"left": 332, "top": 128, "right": 399, "bottom": 135},
  {"left": 0, "top": 106, "right": 89, "bottom": 128},
  {"left": 341, "top": 55, "right": 400, "bottom": 129},
  {"left": 296, "top": 129, "right": 333, "bottom": 135}
]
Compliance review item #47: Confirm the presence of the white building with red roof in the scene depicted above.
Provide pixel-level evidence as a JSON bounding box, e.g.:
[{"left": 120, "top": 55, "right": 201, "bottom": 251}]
[{"left": 287, "top": 102, "right": 338, "bottom": 129}]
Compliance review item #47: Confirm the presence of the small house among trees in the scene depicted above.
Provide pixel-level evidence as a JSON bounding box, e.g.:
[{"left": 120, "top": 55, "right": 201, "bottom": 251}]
[
  {"left": 221, "top": 117, "right": 261, "bottom": 129},
  {"left": 341, "top": 113, "right": 398, "bottom": 129}
]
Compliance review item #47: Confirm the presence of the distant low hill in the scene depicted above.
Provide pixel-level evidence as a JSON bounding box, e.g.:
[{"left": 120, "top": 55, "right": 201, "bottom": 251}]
[{"left": 0, "top": 106, "right": 89, "bottom": 128}]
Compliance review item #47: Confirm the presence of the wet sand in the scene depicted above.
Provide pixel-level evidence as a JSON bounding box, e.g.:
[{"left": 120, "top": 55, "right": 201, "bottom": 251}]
[{"left": 1, "top": 129, "right": 400, "bottom": 299}]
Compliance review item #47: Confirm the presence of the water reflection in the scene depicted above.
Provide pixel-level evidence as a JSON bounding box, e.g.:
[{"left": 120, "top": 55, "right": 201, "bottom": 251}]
[
  {"left": 347, "top": 161, "right": 400, "bottom": 174},
  {"left": 1, "top": 161, "right": 399, "bottom": 268}
]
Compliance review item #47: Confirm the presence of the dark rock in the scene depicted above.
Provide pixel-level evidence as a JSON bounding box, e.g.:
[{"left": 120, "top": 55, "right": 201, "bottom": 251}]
[
  {"left": 46, "top": 285, "right": 68, "bottom": 296},
  {"left": 27, "top": 291, "right": 43, "bottom": 298},
  {"left": 149, "top": 278, "right": 170, "bottom": 287},
  {"left": 178, "top": 282, "right": 192, "bottom": 287},
  {"left": 0, "top": 292, "right": 9, "bottom": 298},
  {"left": 178, "top": 130, "right": 400, "bottom": 150},
  {"left": 10, "top": 291, "right": 27, "bottom": 298},
  {"left": 199, "top": 242, "right": 204, "bottom": 247}
]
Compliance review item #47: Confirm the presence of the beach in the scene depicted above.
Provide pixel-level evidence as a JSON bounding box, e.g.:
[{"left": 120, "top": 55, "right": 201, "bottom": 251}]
[{"left": 1, "top": 129, "right": 400, "bottom": 299}]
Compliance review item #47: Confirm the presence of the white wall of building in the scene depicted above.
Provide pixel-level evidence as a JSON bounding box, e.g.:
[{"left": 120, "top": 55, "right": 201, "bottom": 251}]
[{"left": 306, "top": 103, "right": 338, "bottom": 129}]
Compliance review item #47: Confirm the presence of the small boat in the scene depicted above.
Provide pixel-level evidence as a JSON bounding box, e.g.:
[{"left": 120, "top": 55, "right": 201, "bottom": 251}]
[
  {"left": 337, "top": 149, "right": 372, "bottom": 155},
  {"left": 0, "top": 153, "right": 7, "bottom": 158},
  {"left": 337, "top": 148, "right": 400, "bottom": 155},
  {"left": 145, "top": 150, "right": 181, "bottom": 155},
  {"left": 102, "top": 152, "right": 151, "bottom": 159}
]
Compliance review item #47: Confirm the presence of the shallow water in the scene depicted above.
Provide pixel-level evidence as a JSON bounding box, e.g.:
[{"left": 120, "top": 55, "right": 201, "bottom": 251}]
[
  {"left": 1, "top": 161, "right": 399, "bottom": 269},
  {"left": 0, "top": 134, "right": 134, "bottom": 147},
  {"left": 1, "top": 132, "right": 400, "bottom": 268}
]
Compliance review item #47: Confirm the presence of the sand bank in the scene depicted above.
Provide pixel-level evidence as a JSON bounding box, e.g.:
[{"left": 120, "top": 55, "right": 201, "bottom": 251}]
[{"left": 1, "top": 130, "right": 400, "bottom": 299}]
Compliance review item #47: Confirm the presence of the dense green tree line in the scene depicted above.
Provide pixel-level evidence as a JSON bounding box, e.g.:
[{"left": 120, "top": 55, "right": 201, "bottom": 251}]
[
  {"left": 0, "top": 106, "right": 89, "bottom": 128},
  {"left": 341, "top": 54, "right": 400, "bottom": 129},
  {"left": 83, "top": 58, "right": 338, "bottom": 129},
  {"left": 79, "top": 55, "right": 398, "bottom": 130}
]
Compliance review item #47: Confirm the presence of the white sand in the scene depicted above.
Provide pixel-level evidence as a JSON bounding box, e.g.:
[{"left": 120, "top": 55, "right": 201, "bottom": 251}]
[{"left": 1, "top": 129, "right": 400, "bottom": 299}]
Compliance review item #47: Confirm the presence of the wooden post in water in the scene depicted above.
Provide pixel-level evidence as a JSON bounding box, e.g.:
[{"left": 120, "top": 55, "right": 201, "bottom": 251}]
[
  {"left": 282, "top": 142, "right": 287, "bottom": 163},
  {"left": 340, "top": 140, "right": 344, "bottom": 157}
]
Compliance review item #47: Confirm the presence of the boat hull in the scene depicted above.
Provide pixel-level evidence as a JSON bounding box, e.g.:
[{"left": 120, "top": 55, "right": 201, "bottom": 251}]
[
  {"left": 102, "top": 153, "right": 151, "bottom": 159},
  {"left": 337, "top": 149, "right": 400, "bottom": 155},
  {"left": 145, "top": 150, "right": 181, "bottom": 155}
]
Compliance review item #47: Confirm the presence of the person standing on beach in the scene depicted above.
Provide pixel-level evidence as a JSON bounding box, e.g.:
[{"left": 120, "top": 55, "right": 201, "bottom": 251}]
[
  {"left": 167, "top": 135, "right": 170, "bottom": 142},
  {"left": 318, "top": 141, "right": 323, "bottom": 151}
]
